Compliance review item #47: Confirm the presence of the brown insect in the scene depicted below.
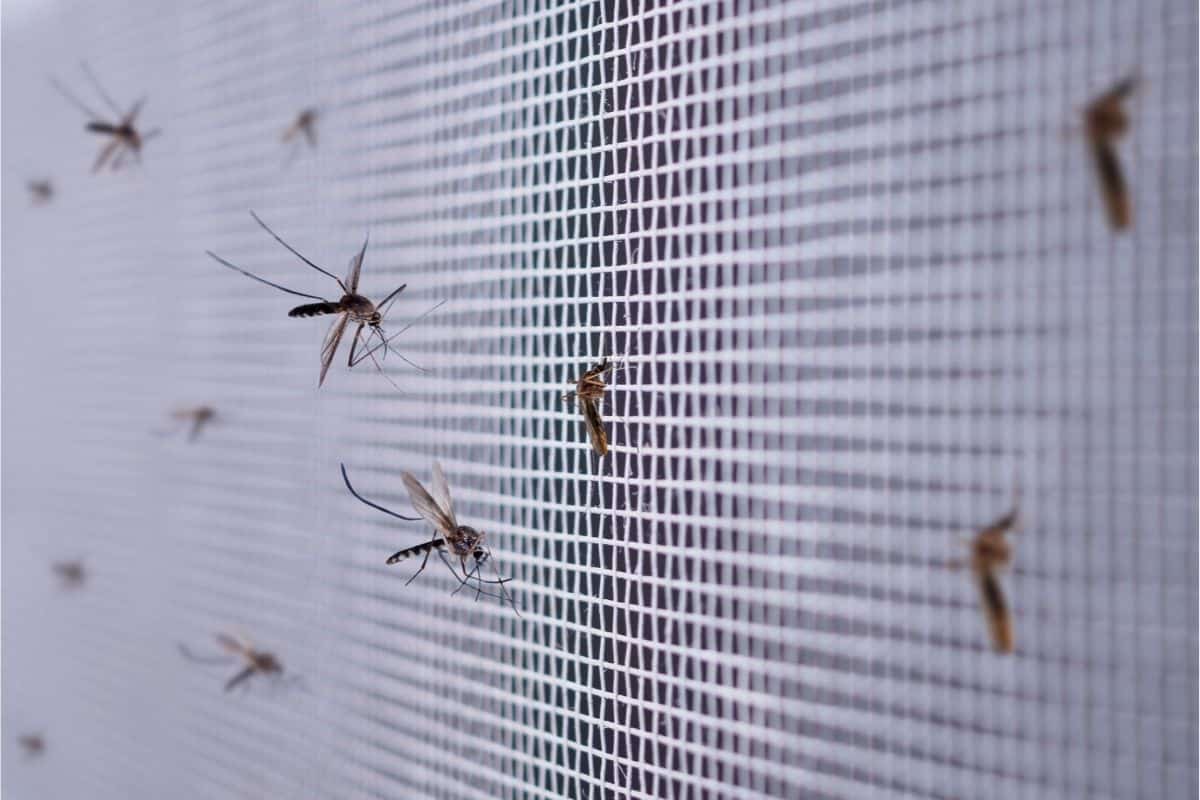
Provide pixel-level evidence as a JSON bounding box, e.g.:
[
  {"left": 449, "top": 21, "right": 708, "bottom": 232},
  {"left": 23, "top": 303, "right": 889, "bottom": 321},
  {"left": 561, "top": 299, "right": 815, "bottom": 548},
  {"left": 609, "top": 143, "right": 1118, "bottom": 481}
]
[
  {"left": 18, "top": 734, "right": 45, "bottom": 758},
  {"left": 179, "top": 633, "right": 284, "bottom": 692},
  {"left": 51, "top": 63, "right": 159, "bottom": 172},
  {"left": 207, "top": 212, "right": 416, "bottom": 387},
  {"left": 53, "top": 561, "right": 86, "bottom": 589},
  {"left": 968, "top": 503, "right": 1020, "bottom": 653},
  {"left": 282, "top": 108, "right": 319, "bottom": 150},
  {"left": 341, "top": 462, "right": 517, "bottom": 610},
  {"left": 1083, "top": 76, "right": 1137, "bottom": 230},
  {"left": 164, "top": 405, "right": 216, "bottom": 441},
  {"left": 27, "top": 180, "right": 53, "bottom": 205},
  {"left": 563, "top": 358, "right": 618, "bottom": 456}
]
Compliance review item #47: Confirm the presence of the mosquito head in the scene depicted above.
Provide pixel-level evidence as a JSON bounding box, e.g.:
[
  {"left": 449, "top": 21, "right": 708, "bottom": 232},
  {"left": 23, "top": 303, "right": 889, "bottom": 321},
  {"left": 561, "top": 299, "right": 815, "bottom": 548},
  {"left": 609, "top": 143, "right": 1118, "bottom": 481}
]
[{"left": 368, "top": 310, "right": 383, "bottom": 327}]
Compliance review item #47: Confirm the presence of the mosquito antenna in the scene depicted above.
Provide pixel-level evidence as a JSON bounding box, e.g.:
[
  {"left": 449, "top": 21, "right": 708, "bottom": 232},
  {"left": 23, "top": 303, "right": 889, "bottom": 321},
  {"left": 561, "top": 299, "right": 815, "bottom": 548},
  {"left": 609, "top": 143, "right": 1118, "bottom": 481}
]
[
  {"left": 248, "top": 211, "right": 347, "bottom": 292},
  {"left": 50, "top": 76, "right": 103, "bottom": 120},
  {"left": 80, "top": 61, "right": 124, "bottom": 119},
  {"left": 340, "top": 464, "right": 420, "bottom": 521},
  {"left": 206, "top": 251, "right": 328, "bottom": 301}
]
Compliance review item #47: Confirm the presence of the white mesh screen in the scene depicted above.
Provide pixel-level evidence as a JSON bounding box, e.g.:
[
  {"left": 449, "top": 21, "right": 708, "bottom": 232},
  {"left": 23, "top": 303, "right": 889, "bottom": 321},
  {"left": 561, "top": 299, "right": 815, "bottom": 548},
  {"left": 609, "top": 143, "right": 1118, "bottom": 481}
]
[{"left": 3, "top": 1, "right": 1197, "bottom": 798}]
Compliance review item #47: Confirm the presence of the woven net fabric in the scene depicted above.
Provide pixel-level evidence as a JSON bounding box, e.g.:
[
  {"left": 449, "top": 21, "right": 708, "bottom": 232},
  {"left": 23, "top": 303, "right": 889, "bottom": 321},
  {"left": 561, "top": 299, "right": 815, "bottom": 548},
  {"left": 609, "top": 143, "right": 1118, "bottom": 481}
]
[{"left": 3, "top": 1, "right": 1196, "bottom": 798}]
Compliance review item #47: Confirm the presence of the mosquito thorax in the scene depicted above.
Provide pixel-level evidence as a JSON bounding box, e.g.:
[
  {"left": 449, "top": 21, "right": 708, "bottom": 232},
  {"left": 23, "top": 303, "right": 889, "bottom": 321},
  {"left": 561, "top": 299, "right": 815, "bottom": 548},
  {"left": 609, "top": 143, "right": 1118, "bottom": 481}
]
[
  {"left": 451, "top": 526, "right": 483, "bottom": 558},
  {"left": 341, "top": 294, "right": 376, "bottom": 319}
]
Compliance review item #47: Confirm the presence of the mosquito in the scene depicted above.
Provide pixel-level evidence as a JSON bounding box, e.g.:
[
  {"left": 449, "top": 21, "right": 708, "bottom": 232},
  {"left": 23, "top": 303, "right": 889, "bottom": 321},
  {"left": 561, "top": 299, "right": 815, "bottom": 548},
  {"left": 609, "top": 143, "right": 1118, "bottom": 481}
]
[
  {"left": 28, "top": 180, "right": 53, "bottom": 205},
  {"left": 18, "top": 734, "right": 45, "bottom": 758},
  {"left": 206, "top": 212, "right": 420, "bottom": 388},
  {"left": 563, "top": 358, "right": 619, "bottom": 456},
  {"left": 966, "top": 503, "right": 1020, "bottom": 653},
  {"left": 162, "top": 405, "right": 216, "bottom": 441},
  {"left": 341, "top": 462, "right": 518, "bottom": 611},
  {"left": 283, "top": 108, "right": 319, "bottom": 150},
  {"left": 1083, "top": 76, "right": 1137, "bottom": 230},
  {"left": 179, "top": 633, "right": 286, "bottom": 692},
  {"left": 53, "top": 561, "right": 86, "bottom": 589},
  {"left": 50, "top": 63, "right": 159, "bottom": 172}
]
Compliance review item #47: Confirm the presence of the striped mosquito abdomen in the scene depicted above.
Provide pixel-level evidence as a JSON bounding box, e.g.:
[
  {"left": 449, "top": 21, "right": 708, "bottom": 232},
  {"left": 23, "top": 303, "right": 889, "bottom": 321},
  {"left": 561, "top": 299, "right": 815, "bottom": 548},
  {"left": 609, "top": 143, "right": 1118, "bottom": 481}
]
[
  {"left": 387, "top": 537, "right": 446, "bottom": 565},
  {"left": 289, "top": 301, "right": 343, "bottom": 318}
]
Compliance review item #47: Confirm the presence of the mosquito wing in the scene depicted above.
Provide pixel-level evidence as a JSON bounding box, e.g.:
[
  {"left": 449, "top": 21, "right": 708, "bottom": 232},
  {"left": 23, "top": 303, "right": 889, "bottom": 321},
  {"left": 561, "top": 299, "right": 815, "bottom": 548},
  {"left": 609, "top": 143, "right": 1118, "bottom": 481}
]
[
  {"left": 402, "top": 471, "right": 455, "bottom": 536},
  {"left": 1090, "top": 140, "right": 1132, "bottom": 230},
  {"left": 973, "top": 568, "right": 1014, "bottom": 653},
  {"left": 428, "top": 461, "right": 457, "bottom": 528},
  {"left": 215, "top": 633, "right": 249, "bottom": 657},
  {"left": 319, "top": 313, "right": 350, "bottom": 386},
  {"left": 344, "top": 236, "right": 368, "bottom": 293},
  {"left": 580, "top": 397, "right": 609, "bottom": 456}
]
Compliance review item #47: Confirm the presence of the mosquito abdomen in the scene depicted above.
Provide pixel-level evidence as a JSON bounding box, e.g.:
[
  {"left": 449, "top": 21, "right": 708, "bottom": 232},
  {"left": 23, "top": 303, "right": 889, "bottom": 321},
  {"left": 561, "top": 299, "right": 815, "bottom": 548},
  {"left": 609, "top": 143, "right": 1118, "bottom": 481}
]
[
  {"left": 387, "top": 537, "right": 445, "bottom": 565},
  {"left": 289, "top": 301, "right": 341, "bottom": 318}
]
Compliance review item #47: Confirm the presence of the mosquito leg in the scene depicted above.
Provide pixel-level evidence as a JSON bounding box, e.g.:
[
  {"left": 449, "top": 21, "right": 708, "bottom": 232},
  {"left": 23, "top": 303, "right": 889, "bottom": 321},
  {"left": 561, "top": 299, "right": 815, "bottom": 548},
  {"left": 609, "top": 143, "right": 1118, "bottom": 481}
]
[
  {"left": 177, "top": 643, "right": 234, "bottom": 666},
  {"left": 489, "top": 554, "right": 521, "bottom": 616},
  {"left": 365, "top": 341, "right": 405, "bottom": 393},
  {"left": 404, "top": 545, "right": 435, "bottom": 586},
  {"left": 80, "top": 61, "right": 124, "bottom": 118},
  {"left": 353, "top": 299, "right": 447, "bottom": 365},
  {"left": 50, "top": 75, "right": 103, "bottom": 120}
]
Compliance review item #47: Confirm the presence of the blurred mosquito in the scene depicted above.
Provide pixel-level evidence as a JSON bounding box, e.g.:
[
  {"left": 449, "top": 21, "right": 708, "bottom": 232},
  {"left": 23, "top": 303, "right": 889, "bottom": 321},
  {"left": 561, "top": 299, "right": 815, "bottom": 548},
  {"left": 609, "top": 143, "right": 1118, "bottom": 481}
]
[
  {"left": 53, "top": 561, "right": 86, "bottom": 589},
  {"left": 965, "top": 501, "right": 1020, "bottom": 653},
  {"left": 1083, "top": 76, "right": 1137, "bottom": 230},
  {"left": 341, "top": 462, "right": 519, "bottom": 612},
  {"left": 160, "top": 405, "right": 216, "bottom": 441},
  {"left": 563, "top": 358, "right": 620, "bottom": 456},
  {"left": 50, "top": 63, "right": 159, "bottom": 172},
  {"left": 207, "top": 212, "right": 430, "bottom": 388},
  {"left": 18, "top": 734, "right": 45, "bottom": 758},
  {"left": 282, "top": 107, "right": 319, "bottom": 161},
  {"left": 178, "top": 633, "right": 291, "bottom": 692},
  {"left": 28, "top": 180, "right": 53, "bottom": 205}
]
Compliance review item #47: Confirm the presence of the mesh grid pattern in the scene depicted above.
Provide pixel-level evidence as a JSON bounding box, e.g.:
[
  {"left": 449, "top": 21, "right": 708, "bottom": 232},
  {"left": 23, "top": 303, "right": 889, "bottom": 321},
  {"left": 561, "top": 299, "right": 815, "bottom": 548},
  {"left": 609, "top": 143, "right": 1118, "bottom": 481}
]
[{"left": 2, "top": 1, "right": 1197, "bottom": 798}]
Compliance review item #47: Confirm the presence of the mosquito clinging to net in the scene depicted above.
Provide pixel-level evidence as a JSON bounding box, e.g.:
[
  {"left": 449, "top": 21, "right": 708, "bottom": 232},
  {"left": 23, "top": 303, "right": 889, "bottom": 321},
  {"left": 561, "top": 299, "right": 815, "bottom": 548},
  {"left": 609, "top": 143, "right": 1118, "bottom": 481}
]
[
  {"left": 27, "top": 179, "right": 53, "bottom": 205},
  {"left": 50, "top": 62, "right": 160, "bottom": 172},
  {"left": 341, "top": 463, "right": 519, "bottom": 612},
  {"left": 206, "top": 212, "right": 427, "bottom": 388},
  {"left": 52, "top": 561, "right": 86, "bottom": 590},
  {"left": 1082, "top": 75, "right": 1137, "bottom": 231},
  {"left": 563, "top": 358, "right": 619, "bottom": 456},
  {"left": 178, "top": 633, "right": 291, "bottom": 692},
  {"left": 966, "top": 502, "right": 1020, "bottom": 653},
  {"left": 282, "top": 107, "right": 319, "bottom": 163}
]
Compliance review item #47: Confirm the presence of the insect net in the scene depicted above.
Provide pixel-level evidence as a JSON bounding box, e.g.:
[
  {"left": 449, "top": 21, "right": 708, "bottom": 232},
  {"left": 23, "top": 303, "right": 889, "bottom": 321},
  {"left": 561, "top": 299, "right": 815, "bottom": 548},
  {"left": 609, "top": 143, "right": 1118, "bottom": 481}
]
[{"left": 2, "top": 1, "right": 1196, "bottom": 798}]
